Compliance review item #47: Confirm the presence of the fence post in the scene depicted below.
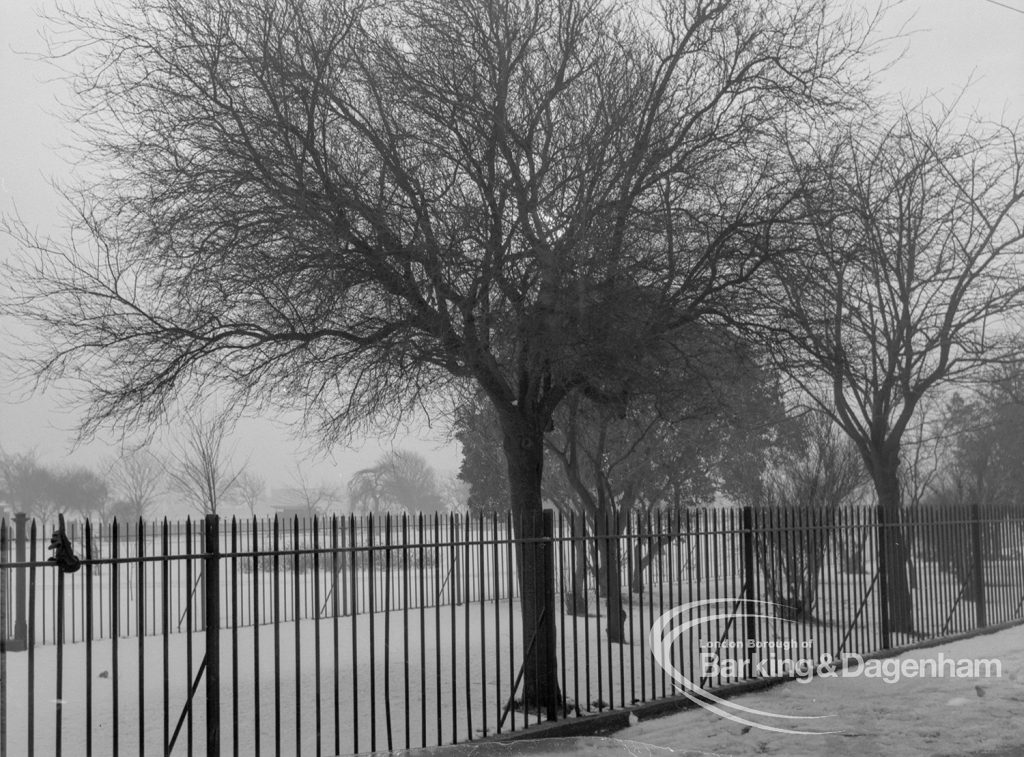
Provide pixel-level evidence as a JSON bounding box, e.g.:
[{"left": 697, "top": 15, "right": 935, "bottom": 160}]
[
  {"left": 10, "top": 513, "right": 27, "bottom": 652},
  {"left": 542, "top": 509, "right": 558, "bottom": 722},
  {"left": 741, "top": 506, "right": 757, "bottom": 666},
  {"left": 875, "top": 505, "right": 891, "bottom": 650},
  {"left": 1, "top": 516, "right": 6, "bottom": 755},
  {"left": 971, "top": 502, "right": 987, "bottom": 629},
  {"left": 204, "top": 514, "right": 221, "bottom": 757}
]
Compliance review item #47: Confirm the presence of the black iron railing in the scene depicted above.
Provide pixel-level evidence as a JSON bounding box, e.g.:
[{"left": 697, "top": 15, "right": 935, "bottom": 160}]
[{"left": 1, "top": 505, "right": 1022, "bottom": 756}]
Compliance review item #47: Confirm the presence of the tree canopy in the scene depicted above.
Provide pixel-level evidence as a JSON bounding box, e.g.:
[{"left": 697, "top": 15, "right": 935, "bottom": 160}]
[
  {"left": 10, "top": 0, "right": 880, "bottom": 446},
  {"left": 766, "top": 109, "right": 1024, "bottom": 632},
  {"left": 348, "top": 450, "right": 446, "bottom": 514},
  {"left": 6, "top": 0, "right": 888, "bottom": 707}
]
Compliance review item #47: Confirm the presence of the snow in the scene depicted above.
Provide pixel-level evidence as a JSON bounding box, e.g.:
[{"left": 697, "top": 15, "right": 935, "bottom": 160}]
[
  {"left": 8, "top": 600, "right": 1022, "bottom": 756},
  {"left": 614, "top": 625, "right": 1024, "bottom": 757},
  {"left": 2, "top": 596, "right": 689, "bottom": 756}
]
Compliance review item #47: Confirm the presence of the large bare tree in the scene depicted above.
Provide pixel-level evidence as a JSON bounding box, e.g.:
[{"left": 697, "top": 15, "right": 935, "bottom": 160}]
[
  {"left": 768, "top": 110, "right": 1024, "bottom": 633},
  {"left": 7, "top": 0, "right": 885, "bottom": 706}
]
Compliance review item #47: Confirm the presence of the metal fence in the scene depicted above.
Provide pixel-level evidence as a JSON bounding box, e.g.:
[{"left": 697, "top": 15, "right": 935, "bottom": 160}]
[
  {"left": 1, "top": 504, "right": 1022, "bottom": 756},
  {"left": 1, "top": 515, "right": 519, "bottom": 648}
]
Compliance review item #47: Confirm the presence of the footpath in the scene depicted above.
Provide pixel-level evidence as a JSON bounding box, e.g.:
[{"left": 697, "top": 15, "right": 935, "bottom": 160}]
[{"left": 613, "top": 624, "right": 1024, "bottom": 756}]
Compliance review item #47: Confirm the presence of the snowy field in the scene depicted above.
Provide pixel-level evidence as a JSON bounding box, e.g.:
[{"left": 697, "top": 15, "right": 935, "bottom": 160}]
[
  {"left": 5, "top": 594, "right": 722, "bottom": 757},
  {"left": 6, "top": 580, "right": 1013, "bottom": 756},
  {"left": 1, "top": 586, "right": 873, "bottom": 757}
]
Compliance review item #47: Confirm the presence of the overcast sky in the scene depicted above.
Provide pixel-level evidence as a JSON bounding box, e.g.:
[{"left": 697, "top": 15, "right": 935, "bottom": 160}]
[{"left": 1, "top": 0, "right": 1022, "bottom": 498}]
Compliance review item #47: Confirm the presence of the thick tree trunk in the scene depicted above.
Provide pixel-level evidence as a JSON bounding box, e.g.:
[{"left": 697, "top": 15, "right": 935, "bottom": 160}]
[
  {"left": 873, "top": 462, "right": 915, "bottom": 635},
  {"left": 595, "top": 509, "right": 626, "bottom": 643},
  {"left": 499, "top": 412, "right": 561, "bottom": 713}
]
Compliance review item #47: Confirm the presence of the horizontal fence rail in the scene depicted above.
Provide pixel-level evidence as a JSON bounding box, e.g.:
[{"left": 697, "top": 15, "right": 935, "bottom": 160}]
[
  {"left": 1, "top": 515, "right": 520, "bottom": 647},
  {"left": 1, "top": 504, "right": 1022, "bottom": 756}
]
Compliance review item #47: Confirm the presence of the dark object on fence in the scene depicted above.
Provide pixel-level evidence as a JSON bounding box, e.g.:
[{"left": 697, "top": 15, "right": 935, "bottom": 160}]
[{"left": 46, "top": 515, "right": 81, "bottom": 574}]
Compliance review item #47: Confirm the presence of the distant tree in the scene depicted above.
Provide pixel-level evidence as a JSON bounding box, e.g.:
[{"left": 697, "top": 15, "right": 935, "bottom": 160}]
[
  {"left": 752, "top": 414, "right": 868, "bottom": 619},
  {"left": 348, "top": 451, "right": 445, "bottom": 515},
  {"left": 167, "top": 413, "right": 242, "bottom": 515},
  {"left": 0, "top": 451, "right": 108, "bottom": 522},
  {"left": 290, "top": 465, "right": 342, "bottom": 516},
  {"left": 546, "top": 330, "right": 789, "bottom": 637},
  {"left": 106, "top": 448, "right": 164, "bottom": 520},
  {"left": 105, "top": 498, "right": 141, "bottom": 522},
  {"left": 49, "top": 465, "right": 110, "bottom": 519},
  {"left": 768, "top": 111, "right": 1024, "bottom": 633},
  {"left": 935, "top": 362, "right": 1024, "bottom": 510},
  {"left": 0, "top": 450, "right": 56, "bottom": 521},
  {"left": 440, "top": 474, "right": 471, "bottom": 514},
  {"left": 235, "top": 471, "right": 266, "bottom": 517}
]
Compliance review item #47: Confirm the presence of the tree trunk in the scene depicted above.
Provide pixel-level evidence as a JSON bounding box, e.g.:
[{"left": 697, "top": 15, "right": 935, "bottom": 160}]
[
  {"left": 842, "top": 534, "right": 867, "bottom": 574},
  {"left": 499, "top": 411, "right": 561, "bottom": 713},
  {"left": 564, "top": 511, "right": 589, "bottom": 616},
  {"left": 873, "top": 462, "right": 915, "bottom": 635},
  {"left": 628, "top": 510, "right": 650, "bottom": 593},
  {"left": 631, "top": 539, "right": 644, "bottom": 593},
  {"left": 595, "top": 509, "right": 626, "bottom": 643},
  {"left": 593, "top": 538, "right": 606, "bottom": 597}
]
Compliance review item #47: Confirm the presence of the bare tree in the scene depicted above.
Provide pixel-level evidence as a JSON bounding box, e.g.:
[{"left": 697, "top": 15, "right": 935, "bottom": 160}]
[
  {"left": 768, "top": 110, "right": 1024, "bottom": 633},
  {"left": 106, "top": 448, "right": 164, "bottom": 520},
  {"left": 898, "top": 396, "right": 947, "bottom": 510},
  {"left": 235, "top": 470, "right": 266, "bottom": 517},
  {"left": 7, "top": 0, "right": 887, "bottom": 706},
  {"left": 167, "top": 413, "right": 242, "bottom": 516},
  {"left": 290, "top": 465, "right": 341, "bottom": 516},
  {"left": 754, "top": 414, "right": 868, "bottom": 619}
]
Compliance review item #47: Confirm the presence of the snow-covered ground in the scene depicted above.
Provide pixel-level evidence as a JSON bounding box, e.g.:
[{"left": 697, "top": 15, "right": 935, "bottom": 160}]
[
  {"left": 2, "top": 595, "right": 714, "bottom": 756},
  {"left": 615, "top": 624, "right": 1024, "bottom": 757},
  {"left": 3, "top": 593, "right": 1022, "bottom": 756}
]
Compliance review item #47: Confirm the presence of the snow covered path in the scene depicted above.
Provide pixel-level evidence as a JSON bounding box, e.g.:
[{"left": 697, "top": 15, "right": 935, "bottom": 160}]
[{"left": 613, "top": 624, "right": 1024, "bottom": 756}]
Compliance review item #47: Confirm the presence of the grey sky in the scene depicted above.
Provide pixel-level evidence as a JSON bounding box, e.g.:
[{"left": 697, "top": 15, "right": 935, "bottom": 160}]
[{"left": 1, "top": 0, "right": 1022, "bottom": 496}]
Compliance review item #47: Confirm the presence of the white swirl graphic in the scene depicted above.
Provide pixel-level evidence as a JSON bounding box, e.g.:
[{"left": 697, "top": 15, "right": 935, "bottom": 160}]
[{"left": 649, "top": 598, "right": 840, "bottom": 735}]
